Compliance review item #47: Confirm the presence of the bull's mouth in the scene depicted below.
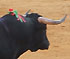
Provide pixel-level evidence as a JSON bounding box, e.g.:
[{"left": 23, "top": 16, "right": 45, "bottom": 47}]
[
  {"left": 30, "top": 48, "right": 49, "bottom": 52},
  {"left": 30, "top": 46, "right": 49, "bottom": 52},
  {"left": 30, "top": 49, "right": 39, "bottom": 52},
  {"left": 39, "top": 47, "right": 49, "bottom": 50}
]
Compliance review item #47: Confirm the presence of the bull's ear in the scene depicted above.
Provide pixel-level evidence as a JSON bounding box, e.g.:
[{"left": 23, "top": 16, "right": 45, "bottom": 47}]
[
  {"left": 23, "top": 9, "right": 31, "bottom": 17},
  {"left": 38, "top": 14, "right": 67, "bottom": 25}
]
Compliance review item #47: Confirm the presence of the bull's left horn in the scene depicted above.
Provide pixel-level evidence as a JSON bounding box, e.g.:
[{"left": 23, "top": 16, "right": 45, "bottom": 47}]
[
  {"left": 23, "top": 9, "right": 31, "bottom": 17},
  {"left": 38, "top": 14, "right": 67, "bottom": 25}
]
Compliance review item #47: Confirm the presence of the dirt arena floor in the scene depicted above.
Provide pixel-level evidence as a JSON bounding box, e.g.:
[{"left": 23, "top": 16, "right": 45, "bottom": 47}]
[{"left": 0, "top": 0, "right": 70, "bottom": 59}]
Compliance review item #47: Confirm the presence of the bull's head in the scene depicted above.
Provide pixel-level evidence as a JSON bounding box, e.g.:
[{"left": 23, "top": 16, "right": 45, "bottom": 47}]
[{"left": 28, "top": 14, "right": 67, "bottom": 52}]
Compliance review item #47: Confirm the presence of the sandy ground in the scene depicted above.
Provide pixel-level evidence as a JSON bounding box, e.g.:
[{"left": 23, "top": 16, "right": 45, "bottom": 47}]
[{"left": 0, "top": 0, "right": 70, "bottom": 59}]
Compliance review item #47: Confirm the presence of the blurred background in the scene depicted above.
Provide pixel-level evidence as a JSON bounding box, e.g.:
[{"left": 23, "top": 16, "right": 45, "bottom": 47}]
[{"left": 0, "top": 0, "right": 70, "bottom": 59}]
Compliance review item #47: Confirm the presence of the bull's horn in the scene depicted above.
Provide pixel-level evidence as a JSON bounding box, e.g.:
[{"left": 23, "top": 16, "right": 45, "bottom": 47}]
[
  {"left": 38, "top": 14, "right": 67, "bottom": 25},
  {"left": 23, "top": 9, "right": 31, "bottom": 17}
]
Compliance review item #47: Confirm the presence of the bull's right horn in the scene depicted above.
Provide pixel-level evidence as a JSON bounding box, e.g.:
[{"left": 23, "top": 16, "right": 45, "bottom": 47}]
[{"left": 38, "top": 14, "right": 67, "bottom": 25}]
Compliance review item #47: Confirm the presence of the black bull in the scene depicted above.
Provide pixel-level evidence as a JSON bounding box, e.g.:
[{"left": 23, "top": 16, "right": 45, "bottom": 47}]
[
  {"left": 0, "top": 13, "right": 49, "bottom": 59},
  {"left": 0, "top": 13, "right": 67, "bottom": 59}
]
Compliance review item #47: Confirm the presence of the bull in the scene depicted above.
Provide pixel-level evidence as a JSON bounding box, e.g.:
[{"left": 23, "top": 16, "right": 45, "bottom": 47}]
[{"left": 0, "top": 10, "right": 67, "bottom": 59}]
